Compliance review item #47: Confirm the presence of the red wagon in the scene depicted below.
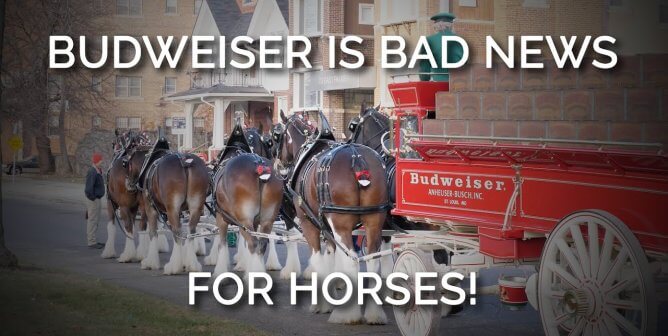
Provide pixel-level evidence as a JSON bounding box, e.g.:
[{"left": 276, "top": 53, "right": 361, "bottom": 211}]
[{"left": 384, "top": 80, "right": 668, "bottom": 336}]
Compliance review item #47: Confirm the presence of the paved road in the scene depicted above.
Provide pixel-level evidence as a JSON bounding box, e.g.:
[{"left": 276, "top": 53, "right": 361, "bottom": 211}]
[{"left": 2, "top": 175, "right": 543, "bottom": 335}]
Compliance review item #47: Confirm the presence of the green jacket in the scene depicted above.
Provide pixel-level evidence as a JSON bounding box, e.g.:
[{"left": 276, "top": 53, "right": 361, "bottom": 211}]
[{"left": 419, "top": 29, "right": 464, "bottom": 82}]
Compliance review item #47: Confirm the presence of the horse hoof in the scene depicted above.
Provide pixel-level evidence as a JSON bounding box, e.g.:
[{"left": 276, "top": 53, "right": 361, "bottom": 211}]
[
  {"left": 163, "top": 262, "right": 184, "bottom": 275},
  {"left": 328, "top": 306, "right": 364, "bottom": 324},
  {"left": 279, "top": 268, "right": 300, "bottom": 280},
  {"left": 364, "top": 306, "right": 388, "bottom": 325},
  {"left": 140, "top": 259, "right": 161, "bottom": 270},
  {"left": 117, "top": 255, "right": 135, "bottom": 263},
  {"left": 101, "top": 247, "right": 116, "bottom": 259}
]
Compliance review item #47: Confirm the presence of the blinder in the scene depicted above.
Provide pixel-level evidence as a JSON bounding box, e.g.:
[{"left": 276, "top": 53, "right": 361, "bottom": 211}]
[
  {"left": 261, "top": 134, "right": 273, "bottom": 149},
  {"left": 272, "top": 123, "right": 285, "bottom": 143},
  {"left": 348, "top": 116, "right": 361, "bottom": 133}
]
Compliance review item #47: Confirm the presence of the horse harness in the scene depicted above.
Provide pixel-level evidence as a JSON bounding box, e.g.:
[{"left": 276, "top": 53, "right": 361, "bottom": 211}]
[
  {"left": 287, "top": 141, "right": 390, "bottom": 235},
  {"left": 142, "top": 150, "right": 196, "bottom": 222},
  {"left": 209, "top": 124, "right": 273, "bottom": 232}
]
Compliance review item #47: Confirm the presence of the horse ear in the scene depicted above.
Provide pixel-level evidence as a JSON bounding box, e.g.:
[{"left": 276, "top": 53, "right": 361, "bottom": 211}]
[
  {"left": 280, "top": 109, "right": 288, "bottom": 123},
  {"left": 375, "top": 104, "right": 380, "bottom": 111},
  {"left": 360, "top": 102, "right": 366, "bottom": 116},
  {"left": 258, "top": 122, "right": 264, "bottom": 134}
]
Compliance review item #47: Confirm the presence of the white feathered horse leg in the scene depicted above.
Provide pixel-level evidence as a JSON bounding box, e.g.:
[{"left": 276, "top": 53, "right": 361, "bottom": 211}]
[
  {"left": 141, "top": 233, "right": 161, "bottom": 270},
  {"left": 363, "top": 257, "right": 388, "bottom": 324},
  {"left": 117, "top": 211, "right": 138, "bottom": 262},
  {"left": 136, "top": 230, "right": 149, "bottom": 261},
  {"left": 212, "top": 214, "right": 230, "bottom": 278},
  {"left": 379, "top": 240, "right": 394, "bottom": 278},
  {"left": 327, "top": 217, "right": 363, "bottom": 324},
  {"left": 195, "top": 228, "right": 207, "bottom": 256},
  {"left": 182, "top": 238, "right": 202, "bottom": 272},
  {"left": 265, "top": 239, "right": 282, "bottom": 271},
  {"left": 101, "top": 220, "right": 116, "bottom": 258},
  {"left": 203, "top": 234, "right": 220, "bottom": 266},
  {"left": 233, "top": 234, "right": 249, "bottom": 271},
  {"left": 163, "top": 238, "right": 185, "bottom": 274},
  {"left": 158, "top": 230, "right": 170, "bottom": 253},
  {"left": 280, "top": 228, "right": 302, "bottom": 279}
]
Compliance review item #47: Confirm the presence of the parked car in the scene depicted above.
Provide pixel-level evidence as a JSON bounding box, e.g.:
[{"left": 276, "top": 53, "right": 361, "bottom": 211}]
[{"left": 5, "top": 156, "right": 39, "bottom": 175}]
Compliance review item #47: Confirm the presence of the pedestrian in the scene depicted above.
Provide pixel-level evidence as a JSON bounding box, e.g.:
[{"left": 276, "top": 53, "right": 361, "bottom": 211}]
[{"left": 85, "top": 152, "right": 106, "bottom": 249}]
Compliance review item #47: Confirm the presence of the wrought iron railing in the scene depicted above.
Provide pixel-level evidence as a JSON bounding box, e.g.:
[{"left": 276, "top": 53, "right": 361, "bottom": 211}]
[{"left": 190, "top": 68, "right": 263, "bottom": 89}]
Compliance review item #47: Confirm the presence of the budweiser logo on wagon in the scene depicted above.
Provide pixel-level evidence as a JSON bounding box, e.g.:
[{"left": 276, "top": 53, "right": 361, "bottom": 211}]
[{"left": 403, "top": 170, "right": 514, "bottom": 210}]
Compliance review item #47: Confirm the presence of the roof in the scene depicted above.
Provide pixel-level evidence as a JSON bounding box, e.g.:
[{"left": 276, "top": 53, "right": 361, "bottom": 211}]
[
  {"left": 206, "top": 0, "right": 254, "bottom": 37},
  {"left": 166, "top": 84, "right": 272, "bottom": 101}
]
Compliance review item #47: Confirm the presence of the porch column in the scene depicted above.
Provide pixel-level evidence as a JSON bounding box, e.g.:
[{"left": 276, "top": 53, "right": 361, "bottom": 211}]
[
  {"left": 212, "top": 98, "right": 230, "bottom": 148},
  {"left": 183, "top": 102, "right": 194, "bottom": 150}
]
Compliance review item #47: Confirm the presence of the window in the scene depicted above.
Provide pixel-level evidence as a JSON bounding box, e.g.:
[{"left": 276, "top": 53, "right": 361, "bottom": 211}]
[
  {"left": 610, "top": 0, "right": 623, "bottom": 6},
  {"left": 194, "top": 118, "right": 205, "bottom": 128},
  {"left": 297, "top": 73, "right": 321, "bottom": 108},
  {"left": 359, "top": 4, "right": 374, "bottom": 25},
  {"left": 92, "top": 75, "right": 102, "bottom": 92},
  {"left": 459, "top": 0, "right": 477, "bottom": 7},
  {"left": 116, "top": 0, "right": 142, "bottom": 16},
  {"left": 128, "top": 117, "right": 141, "bottom": 129},
  {"left": 164, "top": 77, "right": 177, "bottom": 94},
  {"left": 301, "top": 0, "right": 322, "bottom": 36},
  {"left": 194, "top": 0, "right": 202, "bottom": 14},
  {"left": 92, "top": 116, "right": 102, "bottom": 129},
  {"left": 91, "top": 0, "right": 104, "bottom": 12},
  {"left": 380, "top": 0, "right": 417, "bottom": 24},
  {"left": 661, "top": 0, "right": 668, "bottom": 24},
  {"left": 116, "top": 117, "right": 141, "bottom": 130},
  {"left": 116, "top": 117, "right": 129, "bottom": 129},
  {"left": 165, "top": 117, "right": 173, "bottom": 127},
  {"left": 344, "top": 90, "right": 374, "bottom": 109},
  {"left": 166, "top": 0, "right": 177, "bottom": 14},
  {"left": 115, "top": 76, "right": 141, "bottom": 97}
]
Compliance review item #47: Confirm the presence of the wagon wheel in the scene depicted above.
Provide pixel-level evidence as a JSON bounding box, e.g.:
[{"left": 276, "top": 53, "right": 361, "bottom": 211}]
[
  {"left": 392, "top": 248, "right": 442, "bottom": 336},
  {"left": 538, "top": 210, "right": 657, "bottom": 336}
]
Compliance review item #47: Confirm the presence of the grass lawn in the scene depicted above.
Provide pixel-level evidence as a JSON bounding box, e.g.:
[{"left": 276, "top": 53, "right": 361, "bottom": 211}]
[{"left": 0, "top": 267, "right": 268, "bottom": 336}]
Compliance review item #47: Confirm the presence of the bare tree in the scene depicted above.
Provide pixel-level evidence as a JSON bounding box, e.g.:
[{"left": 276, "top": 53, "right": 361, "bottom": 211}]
[
  {"left": 1, "top": 0, "right": 112, "bottom": 174},
  {"left": 0, "top": 0, "right": 18, "bottom": 268}
]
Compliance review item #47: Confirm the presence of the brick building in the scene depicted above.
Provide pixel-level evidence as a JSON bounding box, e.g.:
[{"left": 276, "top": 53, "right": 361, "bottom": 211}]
[
  {"left": 373, "top": 0, "right": 668, "bottom": 145},
  {"left": 2, "top": 0, "right": 201, "bottom": 172}
]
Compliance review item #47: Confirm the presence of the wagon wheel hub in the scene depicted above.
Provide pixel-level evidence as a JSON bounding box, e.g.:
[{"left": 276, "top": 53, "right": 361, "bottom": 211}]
[{"left": 563, "top": 288, "right": 594, "bottom": 317}]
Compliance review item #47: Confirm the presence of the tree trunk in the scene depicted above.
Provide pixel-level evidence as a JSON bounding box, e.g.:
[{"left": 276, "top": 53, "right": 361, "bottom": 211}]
[
  {"left": 0, "top": 0, "right": 18, "bottom": 268},
  {"left": 35, "top": 119, "right": 54, "bottom": 174},
  {"left": 57, "top": 81, "right": 72, "bottom": 174}
]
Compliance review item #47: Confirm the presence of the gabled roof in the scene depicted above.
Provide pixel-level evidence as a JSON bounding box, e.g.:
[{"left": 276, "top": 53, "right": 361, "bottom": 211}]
[{"left": 206, "top": 0, "right": 254, "bottom": 37}]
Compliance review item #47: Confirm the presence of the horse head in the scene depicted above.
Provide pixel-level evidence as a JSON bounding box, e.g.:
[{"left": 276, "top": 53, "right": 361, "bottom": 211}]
[
  {"left": 246, "top": 127, "right": 273, "bottom": 160},
  {"left": 348, "top": 104, "right": 390, "bottom": 156},
  {"left": 123, "top": 145, "right": 149, "bottom": 192},
  {"left": 273, "top": 110, "right": 313, "bottom": 176}
]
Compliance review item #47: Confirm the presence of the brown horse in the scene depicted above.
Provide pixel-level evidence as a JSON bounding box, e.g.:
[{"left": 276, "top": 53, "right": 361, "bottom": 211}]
[
  {"left": 206, "top": 123, "right": 284, "bottom": 278},
  {"left": 103, "top": 134, "right": 148, "bottom": 262},
  {"left": 126, "top": 139, "right": 210, "bottom": 274},
  {"left": 274, "top": 110, "right": 389, "bottom": 325}
]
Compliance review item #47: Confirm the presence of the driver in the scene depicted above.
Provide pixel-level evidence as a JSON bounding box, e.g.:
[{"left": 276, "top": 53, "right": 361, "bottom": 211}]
[{"left": 419, "top": 12, "right": 464, "bottom": 82}]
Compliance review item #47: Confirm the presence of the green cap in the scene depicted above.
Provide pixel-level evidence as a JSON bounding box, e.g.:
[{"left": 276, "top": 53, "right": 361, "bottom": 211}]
[{"left": 430, "top": 12, "right": 456, "bottom": 22}]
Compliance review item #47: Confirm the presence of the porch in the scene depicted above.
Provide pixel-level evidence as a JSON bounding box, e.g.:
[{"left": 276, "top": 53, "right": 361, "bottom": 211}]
[{"left": 165, "top": 84, "right": 274, "bottom": 160}]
